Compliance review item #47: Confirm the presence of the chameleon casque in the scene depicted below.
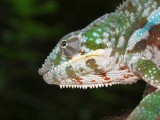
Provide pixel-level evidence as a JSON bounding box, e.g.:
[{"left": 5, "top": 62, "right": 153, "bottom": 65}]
[{"left": 39, "top": 0, "right": 160, "bottom": 119}]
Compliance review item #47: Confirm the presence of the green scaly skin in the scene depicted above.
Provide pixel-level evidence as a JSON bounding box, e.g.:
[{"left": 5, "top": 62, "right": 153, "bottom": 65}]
[{"left": 39, "top": 0, "right": 160, "bottom": 119}]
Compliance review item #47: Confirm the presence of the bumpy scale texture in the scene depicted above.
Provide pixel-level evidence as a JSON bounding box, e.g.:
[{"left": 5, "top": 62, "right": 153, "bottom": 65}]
[{"left": 39, "top": 0, "right": 160, "bottom": 119}]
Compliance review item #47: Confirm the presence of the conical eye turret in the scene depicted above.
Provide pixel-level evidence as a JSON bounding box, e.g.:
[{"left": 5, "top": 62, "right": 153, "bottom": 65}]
[{"left": 60, "top": 36, "right": 81, "bottom": 57}]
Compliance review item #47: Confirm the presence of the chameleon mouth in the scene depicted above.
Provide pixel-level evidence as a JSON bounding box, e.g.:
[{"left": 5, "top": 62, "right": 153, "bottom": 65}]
[
  {"left": 43, "top": 63, "right": 138, "bottom": 89},
  {"left": 59, "top": 82, "right": 121, "bottom": 89},
  {"left": 41, "top": 48, "right": 139, "bottom": 88},
  {"left": 58, "top": 69, "right": 139, "bottom": 89}
]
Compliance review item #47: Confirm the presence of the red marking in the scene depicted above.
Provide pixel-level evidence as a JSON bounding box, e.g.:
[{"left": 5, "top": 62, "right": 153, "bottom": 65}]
[
  {"left": 91, "top": 80, "right": 96, "bottom": 83},
  {"left": 119, "top": 78, "right": 125, "bottom": 81},
  {"left": 73, "top": 77, "right": 83, "bottom": 85},
  {"left": 104, "top": 77, "right": 110, "bottom": 80},
  {"left": 148, "top": 24, "right": 160, "bottom": 49},
  {"left": 119, "top": 66, "right": 127, "bottom": 70},
  {"left": 99, "top": 73, "right": 110, "bottom": 80},
  {"left": 124, "top": 75, "right": 129, "bottom": 79},
  {"left": 121, "top": 74, "right": 135, "bottom": 80},
  {"left": 158, "top": 45, "right": 160, "bottom": 50}
]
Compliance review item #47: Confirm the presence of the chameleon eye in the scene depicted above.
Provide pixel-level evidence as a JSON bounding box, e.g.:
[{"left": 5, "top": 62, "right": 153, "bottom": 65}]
[
  {"left": 61, "top": 40, "right": 68, "bottom": 48},
  {"left": 60, "top": 36, "right": 81, "bottom": 57}
]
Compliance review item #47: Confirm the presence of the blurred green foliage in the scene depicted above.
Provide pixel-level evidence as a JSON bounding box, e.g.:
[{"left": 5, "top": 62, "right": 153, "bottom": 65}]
[
  {"left": 0, "top": 0, "right": 146, "bottom": 120},
  {"left": 4, "top": 0, "right": 59, "bottom": 43}
]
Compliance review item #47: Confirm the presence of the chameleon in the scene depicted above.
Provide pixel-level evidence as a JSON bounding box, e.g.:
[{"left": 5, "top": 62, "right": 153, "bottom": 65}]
[{"left": 38, "top": 0, "right": 160, "bottom": 119}]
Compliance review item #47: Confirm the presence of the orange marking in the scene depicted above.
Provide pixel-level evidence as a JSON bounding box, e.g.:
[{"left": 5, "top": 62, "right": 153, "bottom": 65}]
[
  {"left": 120, "top": 78, "right": 124, "bottom": 80},
  {"left": 104, "top": 77, "right": 110, "bottom": 80},
  {"left": 119, "top": 66, "right": 127, "bottom": 70},
  {"left": 99, "top": 73, "right": 111, "bottom": 80},
  {"left": 124, "top": 75, "right": 129, "bottom": 79},
  {"left": 73, "top": 77, "right": 83, "bottom": 85},
  {"left": 91, "top": 80, "right": 96, "bottom": 82}
]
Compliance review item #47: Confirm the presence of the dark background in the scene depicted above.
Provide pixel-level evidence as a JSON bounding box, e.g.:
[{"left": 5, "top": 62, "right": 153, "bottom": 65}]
[{"left": 0, "top": 0, "right": 146, "bottom": 120}]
